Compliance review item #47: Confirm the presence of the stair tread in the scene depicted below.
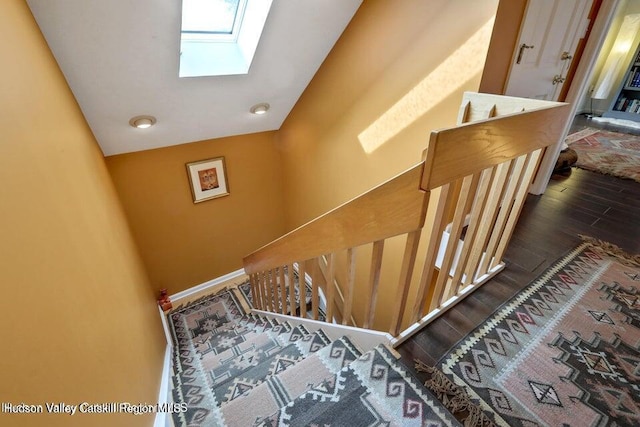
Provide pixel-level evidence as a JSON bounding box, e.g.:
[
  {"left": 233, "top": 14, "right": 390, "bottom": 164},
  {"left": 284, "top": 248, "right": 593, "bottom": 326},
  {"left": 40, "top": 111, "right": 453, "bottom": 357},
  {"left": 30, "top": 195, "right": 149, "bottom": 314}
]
[
  {"left": 198, "top": 321, "right": 298, "bottom": 375},
  {"left": 219, "top": 335, "right": 362, "bottom": 426},
  {"left": 257, "top": 344, "right": 461, "bottom": 427},
  {"left": 195, "top": 317, "right": 286, "bottom": 356},
  {"left": 205, "top": 325, "right": 321, "bottom": 393},
  {"left": 171, "top": 285, "right": 438, "bottom": 427},
  {"left": 212, "top": 341, "right": 309, "bottom": 404}
]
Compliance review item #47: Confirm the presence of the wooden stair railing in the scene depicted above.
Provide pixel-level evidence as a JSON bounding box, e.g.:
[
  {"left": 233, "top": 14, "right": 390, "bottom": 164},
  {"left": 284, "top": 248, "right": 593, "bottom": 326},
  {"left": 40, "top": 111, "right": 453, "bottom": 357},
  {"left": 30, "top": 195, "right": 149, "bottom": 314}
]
[{"left": 243, "top": 92, "right": 571, "bottom": 342}]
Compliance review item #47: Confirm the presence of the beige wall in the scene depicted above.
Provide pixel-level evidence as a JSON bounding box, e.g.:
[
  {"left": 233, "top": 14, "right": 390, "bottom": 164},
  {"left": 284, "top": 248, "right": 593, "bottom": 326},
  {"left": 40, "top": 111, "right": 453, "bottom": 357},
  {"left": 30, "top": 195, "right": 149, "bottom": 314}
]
[
  {"left": 104, "top": 0, "right": 511, "bottom": 302},
  {"left": 276, "top": 0, "right": 499, "bottom": 329},
  {"left": 0, "top": 2, "right": 165, "bottom": 426},
  {"left": 277, "top": 0, "right": 499, "bottom": 230},
  {"left": 106, "top": 132, "right": 286, "bottom": 294}
]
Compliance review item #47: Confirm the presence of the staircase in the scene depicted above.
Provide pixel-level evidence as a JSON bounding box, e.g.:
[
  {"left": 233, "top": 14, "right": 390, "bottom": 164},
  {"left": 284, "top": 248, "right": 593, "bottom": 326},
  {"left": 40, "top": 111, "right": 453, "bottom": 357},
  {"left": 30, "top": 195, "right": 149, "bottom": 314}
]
[
  {"left": 168, "top": 286, "right": 460, "bottom": 426},
  {"left": 167, "top": 92, "right": 572, "bottom": 426},
  {"left": 242, "top": 93, "right": 572, "bottom": 341}
]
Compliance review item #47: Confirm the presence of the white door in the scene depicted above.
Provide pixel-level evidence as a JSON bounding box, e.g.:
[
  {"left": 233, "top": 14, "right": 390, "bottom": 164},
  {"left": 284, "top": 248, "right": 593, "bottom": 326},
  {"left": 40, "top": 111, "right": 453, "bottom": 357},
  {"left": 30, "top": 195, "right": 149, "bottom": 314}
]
[{"left": 505, "top": 0, "right": 592, "bottom": 101}]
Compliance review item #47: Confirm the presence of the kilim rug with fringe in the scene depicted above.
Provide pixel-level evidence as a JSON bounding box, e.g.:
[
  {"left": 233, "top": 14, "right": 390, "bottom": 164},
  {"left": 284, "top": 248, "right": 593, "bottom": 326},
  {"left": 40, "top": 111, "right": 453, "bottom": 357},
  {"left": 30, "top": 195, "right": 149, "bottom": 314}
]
[{"left": 418, "top": 238, "right": 640, "bottom": 426}]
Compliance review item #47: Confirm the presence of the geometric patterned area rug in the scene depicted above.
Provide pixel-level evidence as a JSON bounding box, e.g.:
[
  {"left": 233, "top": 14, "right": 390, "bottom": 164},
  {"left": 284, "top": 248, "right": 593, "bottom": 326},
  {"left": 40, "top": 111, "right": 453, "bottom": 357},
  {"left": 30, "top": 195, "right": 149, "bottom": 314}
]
[
  {"left": 168, "top": 288, "right": 248, "bottom": 425},
  {"left": 420, "top": 237, "right": 640, "bottom": 426},
  {"left": 566, "top": 127, "right": 640, "bottom": 182},
  {"left": 264, "top": 345, "right": 462, "bottom": 427},
  {"left": 169, "top": 282, "right": 463, "bottom": 426}
]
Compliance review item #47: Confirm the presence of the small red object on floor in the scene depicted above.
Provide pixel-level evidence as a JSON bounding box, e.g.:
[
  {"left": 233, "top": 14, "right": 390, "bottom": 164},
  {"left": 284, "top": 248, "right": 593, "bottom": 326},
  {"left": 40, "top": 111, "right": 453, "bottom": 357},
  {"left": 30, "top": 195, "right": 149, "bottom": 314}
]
[{"left": 158, "top": 288, "right": 172, "bottom": 311}]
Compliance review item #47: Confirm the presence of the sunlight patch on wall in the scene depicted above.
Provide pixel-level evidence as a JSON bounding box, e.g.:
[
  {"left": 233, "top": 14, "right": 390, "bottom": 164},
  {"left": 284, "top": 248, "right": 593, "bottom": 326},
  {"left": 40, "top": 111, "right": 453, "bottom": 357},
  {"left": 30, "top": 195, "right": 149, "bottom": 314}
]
[{"left": 358, "top": 17, "right": 496, "bottom": 154}]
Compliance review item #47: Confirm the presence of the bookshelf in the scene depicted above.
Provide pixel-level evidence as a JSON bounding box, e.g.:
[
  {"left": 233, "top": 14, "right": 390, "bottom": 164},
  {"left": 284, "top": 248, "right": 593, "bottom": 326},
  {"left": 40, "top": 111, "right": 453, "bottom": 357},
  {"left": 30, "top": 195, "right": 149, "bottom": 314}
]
[{"left": 603, "top": 42, "right": 640, "bottom": 121}]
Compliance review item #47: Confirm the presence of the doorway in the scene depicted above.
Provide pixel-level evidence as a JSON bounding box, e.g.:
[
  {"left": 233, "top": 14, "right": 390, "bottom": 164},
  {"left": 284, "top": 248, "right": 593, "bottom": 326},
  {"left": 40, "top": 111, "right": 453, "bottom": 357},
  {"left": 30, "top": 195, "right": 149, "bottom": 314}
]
[
  {"left": 487, "top": 0, "right": 624, "bottom": 194},
  {"left": 565, "top": 0, "right": 640, "bottom": 185}
]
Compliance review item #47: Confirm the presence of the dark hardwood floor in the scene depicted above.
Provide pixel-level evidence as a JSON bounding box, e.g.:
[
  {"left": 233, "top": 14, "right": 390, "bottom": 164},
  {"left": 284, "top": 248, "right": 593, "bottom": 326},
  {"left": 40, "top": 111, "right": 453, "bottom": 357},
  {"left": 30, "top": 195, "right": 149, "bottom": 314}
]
[{"left": 397, "top": 117, "right": 640, "bottom": 377}]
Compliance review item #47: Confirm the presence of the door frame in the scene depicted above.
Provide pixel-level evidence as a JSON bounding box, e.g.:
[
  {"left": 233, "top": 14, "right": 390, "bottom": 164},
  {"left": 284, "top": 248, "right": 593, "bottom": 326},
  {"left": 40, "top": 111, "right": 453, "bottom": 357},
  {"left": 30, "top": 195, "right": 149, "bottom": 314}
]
[
  {"left": 504, "top": 0, "right": 593, "bottom": 102},
  {"left": 525, "top": 0, "right": 621, "bottom": 194}
]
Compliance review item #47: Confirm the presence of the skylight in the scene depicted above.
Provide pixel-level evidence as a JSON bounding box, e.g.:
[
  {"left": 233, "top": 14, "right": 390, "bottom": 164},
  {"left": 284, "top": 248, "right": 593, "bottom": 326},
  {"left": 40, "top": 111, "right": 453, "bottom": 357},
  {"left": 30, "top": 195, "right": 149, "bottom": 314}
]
[
  {"left": 179, "top": 0, "right": 272, "bottom": 77},
  {"left": 182, "top": 0, "right": 245, "bottom": 41}
]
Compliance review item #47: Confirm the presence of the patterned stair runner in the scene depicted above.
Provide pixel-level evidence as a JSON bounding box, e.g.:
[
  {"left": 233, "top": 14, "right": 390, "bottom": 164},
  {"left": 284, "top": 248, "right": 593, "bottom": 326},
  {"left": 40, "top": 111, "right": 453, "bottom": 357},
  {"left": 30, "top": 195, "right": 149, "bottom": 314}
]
[
  {"left": 168, "top": 286, "right": 462, "bottom": 427},
  {"left": 258, "top": 345, "right": 460, "bottom": 426},
  {"left": 219, "top": 336, "right": 362, "bottom": 426}
]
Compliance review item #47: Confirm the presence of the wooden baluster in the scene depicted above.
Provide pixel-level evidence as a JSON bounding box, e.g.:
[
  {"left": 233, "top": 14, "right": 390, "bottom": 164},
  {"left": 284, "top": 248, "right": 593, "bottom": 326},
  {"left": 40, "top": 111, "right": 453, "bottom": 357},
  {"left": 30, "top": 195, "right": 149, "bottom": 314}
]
[
  {"left": 271, "top": 267, "right": 279, "bottom": 313},
  {"left": 298, "top": 261, "right": 307, "bottom": 319},
  {"left": 265, "top": 270, "right": 274, "bottom": 312},
  {"left": 287, "top": 264, "right": 296, "bottom": 317},
  {"left": 411, "top": 184, "right": 451, "bottom": 322},
  {"left": 275, "top": 270, "right": 281, "bottom": 312},
  {"left": 451, "top": 167, "right": 495, "bottom": 294},
  {"left": 389, "top": 230, "right": 421, "bottom": 336},
  {"left": 494, "top": 150, "right": 542, "bottom": 264},
  {"left": 463, "top": 160, "right": 512, "bottom": 285},
  {"left": 324, "top": 253, "right": 336, "bottom": 323},
  {"left": 311, "top": 259, "right": 320, "bottom": 320},
  {"left": 248, "top": 273, "right": 256, "bottom": 308},
  {"left": 273, "top": 268, "right": 280, "bottom": 313},
  {"left": 342, "top": 247, "right": 357, "bottom": 326},
  {"left": 457, "top": 101, "right": 497, "bottom": 126},
  {"left": 478, "top": 154, "right": 528, "bottom": 275},
  {"left": 430, "top": 177, "right": 470, "bottom": 309},
  {"left": 277, "top": 267, "right": 285, "bottom": 313},
  {"left": 273, "top": 268, "right": 281, "bottom": 313},
  {"left": 249, "top": 273, "right": 261, "bottom": 310},
  {"left": 436, "top": 174, "right": 481, "bottom": 305},
  {"left": 274, "top": 266, "right": 287, "bottom": 314},
  {"left": 363, "top": 240, "right": 384, "bottom": 329},
  {"left": 258, "top": 271, "right": 268, "bottom": 311},
  {"left": 258, "top": 271, "right": 265, "bottom": 311},
  {"left": 457, "top": 100, "right": 471, "bottom": 124},
  {"left": 425, "top": 185, "right": 458, "bottom": 313}
]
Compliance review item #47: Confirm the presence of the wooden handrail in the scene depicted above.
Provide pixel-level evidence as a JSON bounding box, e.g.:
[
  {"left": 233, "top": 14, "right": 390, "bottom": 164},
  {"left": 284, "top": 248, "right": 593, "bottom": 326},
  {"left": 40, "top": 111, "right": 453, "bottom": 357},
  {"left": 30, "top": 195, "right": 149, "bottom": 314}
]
[
  {"left": 242, "top": 92, "right": 571, "bottom": 340},
  {"left": 244, "top": 163, "right": 428, "bottom": 275},
  {"left": 421, "top": 103, "right": 571, "bottom": 190}
]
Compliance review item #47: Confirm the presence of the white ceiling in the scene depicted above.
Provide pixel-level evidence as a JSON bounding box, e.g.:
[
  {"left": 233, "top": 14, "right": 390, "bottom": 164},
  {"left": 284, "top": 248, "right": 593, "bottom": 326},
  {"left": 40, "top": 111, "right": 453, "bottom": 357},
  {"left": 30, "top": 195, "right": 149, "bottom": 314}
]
[{"left": 27, "top": 0, "right": 362, "bottom": 156}]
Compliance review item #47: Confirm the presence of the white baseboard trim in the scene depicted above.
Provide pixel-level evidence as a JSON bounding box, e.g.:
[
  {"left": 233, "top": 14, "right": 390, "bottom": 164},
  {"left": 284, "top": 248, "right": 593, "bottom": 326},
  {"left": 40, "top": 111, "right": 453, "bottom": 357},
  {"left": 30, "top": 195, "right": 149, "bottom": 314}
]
[
  {"left": 158, "top": 304, "right": 173, "bottom": 347},
  {"left": 169, "top": 268, "right": 246, "bottom": 302},
  {"left": 154, "top": 345, "right": 174, "bottom": 427},
  {"left": 251, "top": 309, "right": 392, "bottom": 353},
  {"left": 391, "top": 262, "right": 505, "bottom": 347}
]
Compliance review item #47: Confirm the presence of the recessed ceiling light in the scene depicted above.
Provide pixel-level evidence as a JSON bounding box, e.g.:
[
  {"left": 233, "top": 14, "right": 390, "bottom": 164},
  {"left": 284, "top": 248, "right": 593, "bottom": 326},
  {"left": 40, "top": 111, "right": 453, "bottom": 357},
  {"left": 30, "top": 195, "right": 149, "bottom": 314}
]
[
  {"left": 250, "top": 103, "right": 270, "bottom": 115},
  {"left": 129, "top": 115, "right": 157, "bottom": 129}
]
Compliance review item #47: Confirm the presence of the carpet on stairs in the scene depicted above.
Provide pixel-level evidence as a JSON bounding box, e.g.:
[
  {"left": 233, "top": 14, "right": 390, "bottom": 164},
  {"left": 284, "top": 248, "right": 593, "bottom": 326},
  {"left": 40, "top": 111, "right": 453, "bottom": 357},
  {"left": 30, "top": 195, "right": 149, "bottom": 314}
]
[
  {"left": 219, "top": 336, "right": 362, "bottom": 426},
  {"left": 258, "top": 345, "right": 461, "bottom": 427},
  {"left": 167, "top": 283, "right": 465, "bottom": 426}
]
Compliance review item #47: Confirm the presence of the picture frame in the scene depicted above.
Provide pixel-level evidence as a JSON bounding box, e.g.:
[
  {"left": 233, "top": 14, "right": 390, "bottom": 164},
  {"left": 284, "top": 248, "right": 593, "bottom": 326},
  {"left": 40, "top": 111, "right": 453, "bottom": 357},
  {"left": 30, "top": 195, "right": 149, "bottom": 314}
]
[{"left": 186, "top": 156, "right": 230, "bottom": 203}]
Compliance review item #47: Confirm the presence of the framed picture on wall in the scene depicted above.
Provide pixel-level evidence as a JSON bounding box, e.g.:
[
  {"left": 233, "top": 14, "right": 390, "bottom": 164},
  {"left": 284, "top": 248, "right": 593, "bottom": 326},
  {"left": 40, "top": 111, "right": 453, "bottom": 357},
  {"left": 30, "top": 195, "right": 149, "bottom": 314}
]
[{"left": 186, "top": 156, "right": 230, "bottom": 203}]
